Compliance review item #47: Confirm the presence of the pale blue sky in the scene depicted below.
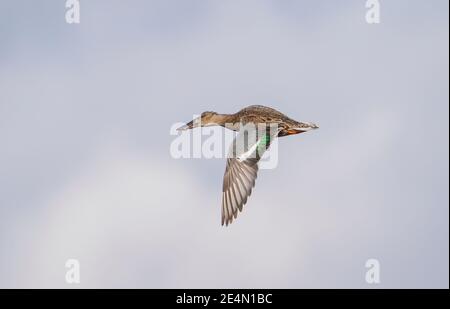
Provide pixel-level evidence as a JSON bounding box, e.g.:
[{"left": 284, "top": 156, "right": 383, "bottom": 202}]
[{"left": 0, "top": 0, "right": 448, "bottom": 288}]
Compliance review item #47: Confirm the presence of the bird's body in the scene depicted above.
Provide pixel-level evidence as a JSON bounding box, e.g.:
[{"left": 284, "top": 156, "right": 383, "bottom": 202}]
[{"left": 178, "top": 105, "right": 318, "bottom": 226}]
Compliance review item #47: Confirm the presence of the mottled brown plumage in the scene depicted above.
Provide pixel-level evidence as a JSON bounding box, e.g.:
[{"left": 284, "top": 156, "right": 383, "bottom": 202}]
[{"left": 225, "top": 105, "right": 318, "bottom": 137}]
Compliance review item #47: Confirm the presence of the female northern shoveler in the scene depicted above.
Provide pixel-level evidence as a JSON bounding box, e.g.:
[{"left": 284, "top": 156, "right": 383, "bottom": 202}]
[{"left": 178, "top": 105, "right": 318, "bottom": 226}]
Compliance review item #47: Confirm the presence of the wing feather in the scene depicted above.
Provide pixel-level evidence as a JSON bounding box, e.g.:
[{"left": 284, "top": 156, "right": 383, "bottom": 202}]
[{"left": 221, "top": 126, "right": 279, "bottom": 226}]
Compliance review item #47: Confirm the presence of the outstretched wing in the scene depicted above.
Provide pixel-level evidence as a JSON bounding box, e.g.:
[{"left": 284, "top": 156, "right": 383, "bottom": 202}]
[{"left": 221, "top": 125, "right": 279, "bottom": 226}]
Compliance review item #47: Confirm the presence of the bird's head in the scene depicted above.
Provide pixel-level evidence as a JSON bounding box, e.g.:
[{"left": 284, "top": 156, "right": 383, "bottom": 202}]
[{"left": 177, "top": 111, "right": 219, "bottom": 131}]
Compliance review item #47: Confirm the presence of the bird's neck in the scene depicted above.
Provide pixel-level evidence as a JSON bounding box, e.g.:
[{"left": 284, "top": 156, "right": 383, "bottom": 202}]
[{"left": 210, "top": 113, "right": 238, "bottom": 127}]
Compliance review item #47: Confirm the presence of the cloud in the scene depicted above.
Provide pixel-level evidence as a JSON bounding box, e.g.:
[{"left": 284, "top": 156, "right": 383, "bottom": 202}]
[
  {"left": 5, "top": 145, "right": 313, "bottom": 288},
  {"left": 0, "top": 0, "right": 448, "bottom": 288}
]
